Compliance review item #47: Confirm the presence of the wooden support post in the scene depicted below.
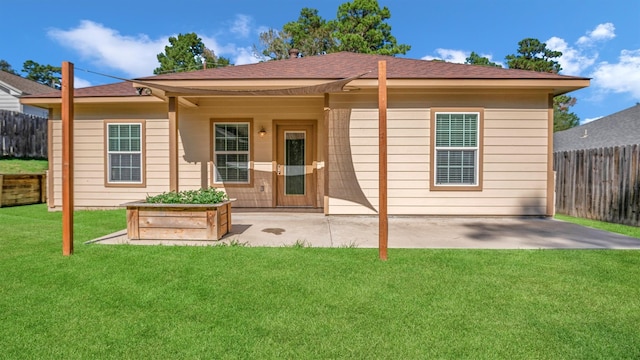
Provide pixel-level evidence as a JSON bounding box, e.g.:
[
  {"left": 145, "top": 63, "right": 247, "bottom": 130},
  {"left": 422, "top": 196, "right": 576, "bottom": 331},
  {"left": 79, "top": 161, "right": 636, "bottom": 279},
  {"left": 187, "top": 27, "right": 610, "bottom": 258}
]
[
  {"left": 323, "top": 93, "right": 330, "bottom": 215},
  {"left": 378, "top": 60, "right": 388, "bottom": 261},
  {"left": 168, "top": 97, "right": 179, "bottom": 192},
  {"left": 227, "top": 202, "right": 232, "bottom": 232},
  {"left": 39, "top": 174, "right": 46, "bottom": 203},
  {"left": 47, "top": 108, "right": 54, "bottom": 208},
  {"left": 0, "top": 175, "right": 4, "bottom": 207},
  {"left": 61, "top": 61, "right": 74, "bottom": 256},
  {"left": 126, "top": 208, "right": 140, "bottom": 239},
  {"left": 547, "top": 94, "right": 555, "bottom": 216}
]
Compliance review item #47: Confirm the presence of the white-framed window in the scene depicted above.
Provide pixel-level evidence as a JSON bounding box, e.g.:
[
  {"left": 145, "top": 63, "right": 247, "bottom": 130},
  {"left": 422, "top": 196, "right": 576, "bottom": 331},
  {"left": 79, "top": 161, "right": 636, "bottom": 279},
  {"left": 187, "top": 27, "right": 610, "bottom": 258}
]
[
  {"left": 434, "top": 112, "right": 479, "bottom": 186},
  {"left": 107, "top": 123, "right": 143, "bottom": 184},
  {"left": 213, "top": 122, "right": 250, "bottom": 183}
]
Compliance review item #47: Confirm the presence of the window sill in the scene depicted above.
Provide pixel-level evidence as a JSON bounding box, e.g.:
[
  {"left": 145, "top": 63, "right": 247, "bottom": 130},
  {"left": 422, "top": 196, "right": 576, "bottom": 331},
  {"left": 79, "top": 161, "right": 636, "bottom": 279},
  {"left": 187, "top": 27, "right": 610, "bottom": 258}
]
[
  {"left": 105, "top": 182, "right": 146, "bottom": 188},
  {"left": 430, "top": 185, "right": 483, "bottom": 191}
]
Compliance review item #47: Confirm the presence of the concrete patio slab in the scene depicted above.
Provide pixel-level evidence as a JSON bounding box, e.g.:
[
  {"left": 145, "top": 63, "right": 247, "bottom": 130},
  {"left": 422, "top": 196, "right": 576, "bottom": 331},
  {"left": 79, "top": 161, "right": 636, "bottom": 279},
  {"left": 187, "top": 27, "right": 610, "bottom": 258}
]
[{"left": 88, "top": 213, "right": 640, "bottom": 249}]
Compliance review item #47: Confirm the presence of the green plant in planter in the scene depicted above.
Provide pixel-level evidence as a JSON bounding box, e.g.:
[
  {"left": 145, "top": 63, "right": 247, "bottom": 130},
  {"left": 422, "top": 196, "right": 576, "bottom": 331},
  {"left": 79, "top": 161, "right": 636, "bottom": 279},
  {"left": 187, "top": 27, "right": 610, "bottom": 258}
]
[{"left": 145, "top": 187, "right": 229, "bottom": 204}]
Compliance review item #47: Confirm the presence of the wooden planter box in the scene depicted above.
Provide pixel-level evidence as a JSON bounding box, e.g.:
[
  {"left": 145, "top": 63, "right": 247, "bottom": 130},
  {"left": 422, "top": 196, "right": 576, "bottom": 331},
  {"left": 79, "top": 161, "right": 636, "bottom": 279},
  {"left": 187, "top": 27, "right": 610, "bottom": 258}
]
[
  {"left": 125, "top": 200, "right": 233, "bottom": 241},
  {"left": 0, "top": 173, "right": 46, "bottom": 207}
]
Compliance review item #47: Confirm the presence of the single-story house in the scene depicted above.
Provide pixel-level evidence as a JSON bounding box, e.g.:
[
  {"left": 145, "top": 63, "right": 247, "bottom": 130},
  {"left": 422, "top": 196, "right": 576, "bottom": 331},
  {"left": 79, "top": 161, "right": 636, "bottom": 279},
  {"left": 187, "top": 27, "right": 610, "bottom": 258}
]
[
  {"left": 0, "top": 70, "right": 57, "bottom": 117},
  {"left": 554, "top": 104, "right": 640, "bottom": 152},
  {"left": 22, "top": 52, "right": 589, "bottom": 216}
]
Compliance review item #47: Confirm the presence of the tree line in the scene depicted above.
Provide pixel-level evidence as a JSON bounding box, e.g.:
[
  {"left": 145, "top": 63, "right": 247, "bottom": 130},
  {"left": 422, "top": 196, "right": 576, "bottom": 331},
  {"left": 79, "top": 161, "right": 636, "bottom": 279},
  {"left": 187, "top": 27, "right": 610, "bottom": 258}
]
[
  {"left": 0, "top": 0, "right": 579, "bottom": 130},
  {"left": 0, "top": 60, "right": 62, "bottom": 89}
]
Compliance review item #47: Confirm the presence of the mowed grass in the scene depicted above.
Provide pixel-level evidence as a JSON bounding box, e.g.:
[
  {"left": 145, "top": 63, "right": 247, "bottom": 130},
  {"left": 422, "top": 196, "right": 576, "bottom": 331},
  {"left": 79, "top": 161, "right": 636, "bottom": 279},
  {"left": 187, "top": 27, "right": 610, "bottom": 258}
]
[
  {"left": 0, "top": 158, "right": 48, "bottom": 174},
  {"left": 1, "top": 205, "right": 640, "bottom": 359}
]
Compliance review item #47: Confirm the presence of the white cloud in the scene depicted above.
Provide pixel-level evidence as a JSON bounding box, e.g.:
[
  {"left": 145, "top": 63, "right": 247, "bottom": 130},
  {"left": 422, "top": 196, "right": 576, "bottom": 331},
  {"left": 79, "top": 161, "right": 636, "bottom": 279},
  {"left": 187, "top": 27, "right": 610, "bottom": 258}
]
[
  {"left": 582, "top": 116, "right": 603, "bottom": 124},
  {"left": 545, "top": 23, "right": 617, "bottom": 76},
  {"left": 230, "top": 14, "right": 252, "bottom": 38},
  {"left": 422, "top": 49, "right": 468, "bottom": 63},
  {"left": 48, "top": 20, "right": 167, "bottom": 77},
  {"left": 200, "top": 36, "right": 260, "bottom": 65},
  {"left": 577, "top": 23, "right": 615, "bottom": 45},
  {"left": 73, "top": 77, "right": 92, "bottom": 88},
  {"left": 591, "top": 49, "right": 640, "bottom": 99},
  {"left": 546, "top": 36, "right": 596, "bottom": 75},
  {"left": 233, "top": 47, "right": 261, "bottom": 65},
  {"left": 201, "top": 36, "right": 238, "bottom": 56},
  {"left": 48, "top": 19, "right": 264, "bottom": 77},
  {"left": 422, "top": 49, "right": 502, "bottom": 67}
]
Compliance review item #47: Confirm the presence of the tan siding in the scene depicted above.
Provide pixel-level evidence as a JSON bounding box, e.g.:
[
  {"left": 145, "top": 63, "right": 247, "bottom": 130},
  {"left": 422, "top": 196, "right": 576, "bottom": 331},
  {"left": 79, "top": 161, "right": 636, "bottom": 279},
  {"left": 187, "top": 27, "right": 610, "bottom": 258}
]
[
  {"left": 483, "top": 180, "right": 546, "bottom": 189},
  {"left": 49, "top": 102, "right": 171, "bottom": 209},
  {"left": 484, "top": 162, "right": 546, "bottom": 172},
  {"left": 485, "top": 154, "right": 548, "bottom": 163},
  {"left": 484, "top": 146, "right": 547, "bottom": 155},
  {"left": 180, "top": 97, "right": 325, "bottom": 208},
  {"left": 49, "top": 89, "right": 551, "bottom": 215},
  {"left": 484, "top": 137, "right": 546, "bottom": 146},
  {"left": 388, "top": 188, "right": 546, "bottom": 198},
  {"left": 485, "top": 128, "right": 548, "bottom": 137},
  {"left": 50, "top": 97, "right": 326, "bottom": 209},
  {"left": 328, "top": 91, "right": 550, "bottom": 215}
]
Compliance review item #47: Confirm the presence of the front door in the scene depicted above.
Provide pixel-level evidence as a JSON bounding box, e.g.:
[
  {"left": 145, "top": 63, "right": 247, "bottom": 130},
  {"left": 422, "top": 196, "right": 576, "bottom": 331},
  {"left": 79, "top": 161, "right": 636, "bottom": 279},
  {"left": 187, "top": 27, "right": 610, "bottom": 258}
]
[{"left": 276, "top": 123, "right": 316, "bottom": 207}]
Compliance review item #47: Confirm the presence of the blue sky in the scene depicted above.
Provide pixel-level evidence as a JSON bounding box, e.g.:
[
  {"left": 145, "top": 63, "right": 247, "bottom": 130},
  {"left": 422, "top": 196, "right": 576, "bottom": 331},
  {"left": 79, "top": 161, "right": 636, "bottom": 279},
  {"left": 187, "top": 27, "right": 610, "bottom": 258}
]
[{"left": 1, "top": 0, "right": 638, "bottom": 123}]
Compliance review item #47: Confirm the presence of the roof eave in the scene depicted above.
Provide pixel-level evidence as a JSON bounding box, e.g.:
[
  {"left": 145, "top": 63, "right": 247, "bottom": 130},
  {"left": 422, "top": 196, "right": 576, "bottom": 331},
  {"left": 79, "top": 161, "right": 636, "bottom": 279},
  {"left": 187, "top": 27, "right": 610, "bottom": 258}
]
[
  {"left": 20, "top": 96, "right": 164, "bottom": 107},
  {"left": 0, "top": 80, "right": 22, "bottom": 95},
  {"left": 352, "top": 78, "right": 590, "bottom": 93},
  {"left": 135, "top": 77, "right": 590, "bottom": 93}
]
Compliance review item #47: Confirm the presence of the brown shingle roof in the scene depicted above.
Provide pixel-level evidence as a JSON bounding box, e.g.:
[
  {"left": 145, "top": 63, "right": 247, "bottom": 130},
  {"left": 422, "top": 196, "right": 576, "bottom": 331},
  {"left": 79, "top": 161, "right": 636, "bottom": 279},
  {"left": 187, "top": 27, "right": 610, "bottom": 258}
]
[
  {"left": 24, "top": 52, "right": 589, "bottom": 99},
  {"left": 0, "top": 70, "right": 60, "bottom": 95},
  {"left": 24, "top": 81, "right": 138, "bottom": 98},
  {"left": 73, "top": 81, "right": 138, "bottom": 97},
  {"left": 145, "top": 52, "right": 588, "bottom": 81}
]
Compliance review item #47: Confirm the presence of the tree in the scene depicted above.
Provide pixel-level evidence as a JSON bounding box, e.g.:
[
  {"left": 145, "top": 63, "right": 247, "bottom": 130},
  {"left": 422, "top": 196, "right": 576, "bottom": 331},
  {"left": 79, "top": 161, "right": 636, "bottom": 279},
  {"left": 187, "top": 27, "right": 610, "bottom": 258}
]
[
  {"left": 154, "top": 33, "right": 231, "bottom": 74},
  {"left": 465, "top": 52, "right": 501, "bottom": 67},
  {"left": 22, "top": 60, "right": 61, "bottom": 88},
  {"left": 553, "top": 95, "right": 580, "bottom": 132},
  {"left": 0, "top": 59, "right": 19, "bottom": 75},
  {"left": 506, "top": 38, "right": 578, "bottom": 131},
  {"left": 254, "top": 0, "right": 410, "bottom": 60},
  {"left": 505, "top": 38, "right": 562, "bottom": 73},
  {"left": 331, "top": 0, "right": 410, "bottom": 55},
  {"left": 253, "top": 28, "right": 292, "bottom": 61},
  {"left": 283, "top": 8, "right": 335, "bottom": 57},
  {"left": 202, "top": 48, "right": 231, "bottom": 69}
]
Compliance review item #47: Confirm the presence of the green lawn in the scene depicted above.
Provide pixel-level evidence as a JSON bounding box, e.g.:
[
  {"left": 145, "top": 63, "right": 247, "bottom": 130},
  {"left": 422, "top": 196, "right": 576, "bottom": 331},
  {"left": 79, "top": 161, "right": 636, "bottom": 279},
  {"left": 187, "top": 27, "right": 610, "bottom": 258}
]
[
  {"left": 1, "top": 204, "right": 639, "bottom": 359},
  {"left": 0, "top": 158, "right": 48, "bottom": 174}
]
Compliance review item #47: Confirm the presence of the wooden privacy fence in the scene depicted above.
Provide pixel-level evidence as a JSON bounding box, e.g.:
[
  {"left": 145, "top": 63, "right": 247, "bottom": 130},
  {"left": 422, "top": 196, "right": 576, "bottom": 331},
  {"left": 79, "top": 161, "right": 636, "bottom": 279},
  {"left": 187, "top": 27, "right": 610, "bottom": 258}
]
[
  {"left": 554, "top": 145, "right": 640, "bottom": 226},
  {"left": 0, "top": 110, "right": 48, "bottom": 158}
]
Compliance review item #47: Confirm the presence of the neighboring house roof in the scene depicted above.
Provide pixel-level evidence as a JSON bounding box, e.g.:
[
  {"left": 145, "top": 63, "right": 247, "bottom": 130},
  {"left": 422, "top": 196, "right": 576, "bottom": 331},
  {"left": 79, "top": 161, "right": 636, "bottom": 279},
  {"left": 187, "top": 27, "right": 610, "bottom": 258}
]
[
  {"left": 23, "top": 52, "right": 589, "bottom": 100},
  {"left": 554, "top": 104, "right": 640, "bottom": 152},
  {"left": 0, "top": 70, "right": 59, "bottom": 95}
]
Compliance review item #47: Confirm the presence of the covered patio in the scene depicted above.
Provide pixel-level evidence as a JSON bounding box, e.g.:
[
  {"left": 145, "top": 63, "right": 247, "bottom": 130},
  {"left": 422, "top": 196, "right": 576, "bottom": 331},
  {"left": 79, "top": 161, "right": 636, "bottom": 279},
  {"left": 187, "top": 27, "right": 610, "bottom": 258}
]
[{"left": 89, "top": 213, "right": 640, "bottom": 249}]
